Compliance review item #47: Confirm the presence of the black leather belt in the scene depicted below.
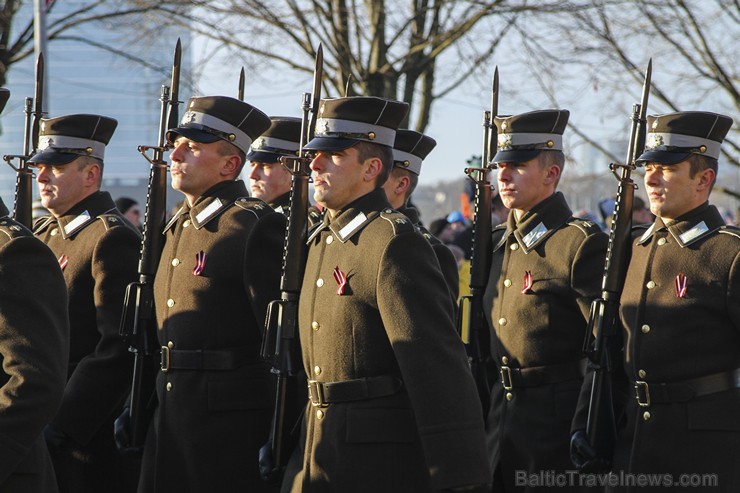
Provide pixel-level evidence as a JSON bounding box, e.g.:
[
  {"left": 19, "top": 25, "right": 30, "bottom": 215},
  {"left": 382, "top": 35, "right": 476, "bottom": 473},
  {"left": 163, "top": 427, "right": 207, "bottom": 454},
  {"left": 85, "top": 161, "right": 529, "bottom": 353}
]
[
  {"left": 634, "top": 368, "right": 740, "bottom": 407},
  {"left": 500, "top": 359, "right": 587, "bottom": 390},
  {"left": 160, "top": 344, "right": 261, "bottom": 372},
  {"left": 307, "top": 375, "right": 403, "bottom": 408}
]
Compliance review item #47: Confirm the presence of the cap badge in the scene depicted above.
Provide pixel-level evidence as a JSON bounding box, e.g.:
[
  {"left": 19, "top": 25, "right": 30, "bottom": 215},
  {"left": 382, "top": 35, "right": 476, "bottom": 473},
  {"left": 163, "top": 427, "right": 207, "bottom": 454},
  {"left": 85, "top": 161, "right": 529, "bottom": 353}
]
[
  {"left": 193, "top": 250, "right": 207, "bottom": 276},
  {"left": 333, "top": 266, "right": 348, "bottom": 295},
  {"left": 501, "top": 121, "right": 508, "bottom": 130},
  {"left": 647, "top": 134, "right": 664, "bottom": 148},
  {"left": 521, "top": 270, "right": 533, "bottom": 294},
  {"left": 184, "top": 111, "right": 197, "bottom": 124},
  {"left": 320, "top": 120, "right": 330, "bottom": 134},
  {"left": 498, "top": 134, "right": 512, "bottom": 149},
  {"left": 652, "top": 119, "right": 659, "bottom": 129},
  {"left": 675, "top": 272, "right": 687, "bottom": 298}
]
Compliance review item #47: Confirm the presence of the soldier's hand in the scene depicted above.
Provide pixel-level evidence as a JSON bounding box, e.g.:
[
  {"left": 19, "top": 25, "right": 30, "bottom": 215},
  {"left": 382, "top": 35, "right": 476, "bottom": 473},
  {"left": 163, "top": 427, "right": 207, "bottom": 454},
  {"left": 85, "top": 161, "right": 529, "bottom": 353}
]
[
  {"left": 570, "top": 429, "right": 610, "bottom": 473},
  {"left": 114, "top": 406, "right": 143, "bottom": 454},
  {"left": 259, "top": 440, "right": 283, "bottom": 485}
]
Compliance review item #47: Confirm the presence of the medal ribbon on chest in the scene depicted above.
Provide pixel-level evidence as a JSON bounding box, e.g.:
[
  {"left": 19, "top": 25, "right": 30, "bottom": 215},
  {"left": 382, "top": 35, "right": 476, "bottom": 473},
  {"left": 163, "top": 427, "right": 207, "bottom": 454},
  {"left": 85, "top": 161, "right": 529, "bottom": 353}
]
[
  {"left": 58, "top": 254, "right": 69, "bottom": 271},
  {"left": 333, "top": 266, "right": 348, "bottom": 295},
  {"left": 674, "top": 272, "right": 687, "bottom": 298},
  {"left": 193, "top": 250, "right": 207, "bottom": 276},
  {"left": 521, "top": 270, "right": 533, "bottom": 294}
]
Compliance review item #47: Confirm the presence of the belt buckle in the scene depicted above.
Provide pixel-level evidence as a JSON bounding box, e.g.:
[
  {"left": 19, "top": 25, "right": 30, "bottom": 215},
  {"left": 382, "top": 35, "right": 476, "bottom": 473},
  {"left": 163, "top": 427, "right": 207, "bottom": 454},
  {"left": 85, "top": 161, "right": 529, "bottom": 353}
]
[
  {"left": 500, "top": 366, "right": 513, "bottom": 391},
  {"left": 307, "top": 380, "right": 327, "bottom": 408},
  {"left": 634, "top": 380, "right": 650, "bottom": 407},
  {"left": 160, "top": 346, "right": 170, "bottom": 373}
]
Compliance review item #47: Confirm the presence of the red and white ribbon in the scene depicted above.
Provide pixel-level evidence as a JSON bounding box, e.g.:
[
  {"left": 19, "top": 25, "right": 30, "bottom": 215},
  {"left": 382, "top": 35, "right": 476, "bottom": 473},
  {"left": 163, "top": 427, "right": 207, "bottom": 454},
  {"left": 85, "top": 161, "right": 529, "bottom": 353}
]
[
  {"left": 333, "top": 266, "right": 347, "bottom": 295},
  {"left": 675, "top": 273, "right": 687, "bottom": 298},
  {"left": 193, "top": 250, "right": 207, "bottom": 276}
]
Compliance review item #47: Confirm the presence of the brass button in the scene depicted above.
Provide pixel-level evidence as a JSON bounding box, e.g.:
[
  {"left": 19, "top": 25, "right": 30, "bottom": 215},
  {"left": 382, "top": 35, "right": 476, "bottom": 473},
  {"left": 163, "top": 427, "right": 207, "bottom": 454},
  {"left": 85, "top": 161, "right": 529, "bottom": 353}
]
[
  {"left": 316, "top": 278, "right": 324, "bottom": 287},
  {"left": 326, "top": 236, "right": 334, "bottom": 244},
  {"left": 646, "top": 281, "right": 656, "bottom": 289},
  {"left": 167, "top": 299, "right": 175, "bottom": 308},
  {"left": 510, "top": 243, "right": 519, "bottom": 251},
  {"left": 167, "top": 341, "right": 174, "bottom": 349},
  {"left": 51, "top": 228, "right": 58, "bottom": 236},
  {"left": 311, "top": 321, "right": 320, "bottom": 331},
  {"left": 313, "top": 365, "right": 321, "bottom": 376},
  {"left": 641, "top": 324, "right": 651, "bottom": 334},
  {"left": 506, "top": 392, "right": 513, "bottom": 401},
  {"left": 638, "top": 369, "right": 646, "bottom": 378},
  {"left": 503, "top": 279, "right": 512, "bottom": 288},
  {"left": 498, "top": 317, "right": 507, "bottom": 326},
  {"left": 183, "top": 219, "right": 191, "bottom": 228},
  {"left": 502, "top": 356, "right": 508, "bottom": 365},
  {"left": 172, "top": 258, "right": 180, "bottom": 266},
  {"left": 643, "top": 411, "right": 651, "bottom": 421},
  {"left": 657, "top": 238, "right": 667, "bottom": 246},
  {"left": 166, "top": 382, "right": 173, "bottom": 392},
  {"left": 316, "top": 409, "right": 325, "bottom": 419}
]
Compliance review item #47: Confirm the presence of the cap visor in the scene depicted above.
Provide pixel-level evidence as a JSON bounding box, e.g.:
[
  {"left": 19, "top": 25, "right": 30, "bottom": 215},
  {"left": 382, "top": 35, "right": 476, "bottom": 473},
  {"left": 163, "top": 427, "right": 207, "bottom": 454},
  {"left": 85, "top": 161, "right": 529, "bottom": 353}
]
[
  {"left": 166, "top": 127, "right": 222, "bottom": 146},
  {"left": 636, "top": 150, "right": 691, "bottom": 165},
  {"left": 28, "top": 150, "right": 81, "bottom": 165},
  {"left": 246, "top": 150, "right": 284, "bottom": 163},
  {"left": 303, "top": 136, "right": 359, "bottom": 151},
  {"left": 492, "top": 149, "right": 542, "bottom": 164}
]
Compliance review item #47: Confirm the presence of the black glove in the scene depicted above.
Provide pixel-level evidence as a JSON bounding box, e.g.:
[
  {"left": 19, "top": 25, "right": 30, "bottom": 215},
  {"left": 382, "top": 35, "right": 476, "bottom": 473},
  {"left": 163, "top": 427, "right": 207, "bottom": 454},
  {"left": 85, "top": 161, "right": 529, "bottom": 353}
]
[
  {"left": 43, "top": 424, "right": 70, "bottom": 451},
  {"left": 570, "top": 429, "right": 610, "bottom": 473},
  {"left": 114, "top": 406, "right": 143, "bottom": 454},
  {"left": 259, "top": 440, "right": 283, "bottom": 485}
]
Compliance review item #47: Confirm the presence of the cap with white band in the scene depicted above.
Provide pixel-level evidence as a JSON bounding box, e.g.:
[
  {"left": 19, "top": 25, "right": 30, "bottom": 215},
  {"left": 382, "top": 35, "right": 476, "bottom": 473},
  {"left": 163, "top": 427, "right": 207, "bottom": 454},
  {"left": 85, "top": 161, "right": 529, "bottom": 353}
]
[
  {"left": 392, "top": 129, "right": 437, "bottom": 175},
  {"left": 28, "top": 114, "right": 118, "bottom": 166},
  {"left": 167, "top": 96, "right": 271, "bottom": 155},
  {"left": 637, "top": 111, "right": 733, "bottom": 165},
  {"left": 247, "top": 116, "right": 302, "bottom": 163},
  {"left": 492, "top": 109, "right": 570, "bottom": 164}
]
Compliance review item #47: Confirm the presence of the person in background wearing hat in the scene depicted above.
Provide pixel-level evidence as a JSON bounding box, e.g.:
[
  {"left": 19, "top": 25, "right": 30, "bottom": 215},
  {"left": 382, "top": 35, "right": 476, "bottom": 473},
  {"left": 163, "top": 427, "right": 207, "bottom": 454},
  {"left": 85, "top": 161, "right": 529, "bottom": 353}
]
[
  {"left": 572, "top": 111, "right": 739, "bottom": 492},
  {"left": 382, "top": 128, "right": 459, "bottom": 306},
  {"left": 0, "top": 89, "right": 69, "bottom": 493},
  {"left": 29, "top": 114, "right": 141, "bottom": 493},
  {"left": 281, "top": 96, "right": 490, "bottom": 493},
  {"left": 482, "top": 109, "right": 608, "bottom": 491},
  {"left": 137, "top": 96, "right": 285, "bottom": 493},
  {"left": 114, "top": 196, "right": 143, "bottom": 231},
  {"left": 247, "top": 116, "right": 301, "bottom": 213}
]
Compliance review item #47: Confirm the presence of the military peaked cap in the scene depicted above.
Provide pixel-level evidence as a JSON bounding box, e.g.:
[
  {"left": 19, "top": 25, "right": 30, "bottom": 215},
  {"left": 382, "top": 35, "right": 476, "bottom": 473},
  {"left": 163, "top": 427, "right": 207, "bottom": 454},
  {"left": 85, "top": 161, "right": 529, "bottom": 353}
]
[
  {"left": 0, "top": 88, "right": 9, "bottom": 114},
  {"left": 492, "top": 109, "right": 569, "bottom": 163},
  {"left": 392, "top": 129, "right": 437, "bottom": 175},
  {"left": 246, "top": 116, "right": 302, "bottom": 163},
  {"left": 637, "top": 111, "right": 733, "bottom": 165},
  {"left": 29, "top": 114, "right": 118, "bottom": 165},
  {"left": 305, "top": 96, "right": 409, "bottom": 151},
  {"left": 168, "top": 96, "right": 271, "bottom": 154}
]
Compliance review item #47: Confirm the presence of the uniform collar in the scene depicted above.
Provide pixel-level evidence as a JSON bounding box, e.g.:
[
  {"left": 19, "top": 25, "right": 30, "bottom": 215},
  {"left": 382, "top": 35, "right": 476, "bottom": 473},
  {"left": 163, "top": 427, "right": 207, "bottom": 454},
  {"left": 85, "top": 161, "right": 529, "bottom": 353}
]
[
  {"left": 638, "top": 202, "right": 724, "bottom": 247},
  {"left": 269, "top": 191, "right": 292, "bottom": 215},
  {"left": 398, "top": 204, "right": 420, "bottom": 226},
  {"left": 168, "top": 180, "right": 249, "bottom": 232},
  {"left": 495, "top": 192, "right": 572, "bottom": 253},
  {"left": 316, "top": 188, "right": 388, "bottom": 243},
  {"left": 42, "top": 191, "right": 116, "bottom": 239}
]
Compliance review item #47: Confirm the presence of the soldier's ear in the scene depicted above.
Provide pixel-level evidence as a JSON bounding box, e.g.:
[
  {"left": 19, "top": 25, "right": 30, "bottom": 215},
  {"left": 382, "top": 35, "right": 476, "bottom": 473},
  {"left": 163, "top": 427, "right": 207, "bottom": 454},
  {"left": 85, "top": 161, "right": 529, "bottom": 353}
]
[
  {"left": 220, "top": 154, "right": 242, "bottom": 178},
  {"left": 543, "top": 163, "right": 561, "bottom": 185},
  {"left": 696, "top": 167, "right": 715, "bottom": 192},
  {"left": 363, "top": 156, "right": 383, "bottom": 183}
]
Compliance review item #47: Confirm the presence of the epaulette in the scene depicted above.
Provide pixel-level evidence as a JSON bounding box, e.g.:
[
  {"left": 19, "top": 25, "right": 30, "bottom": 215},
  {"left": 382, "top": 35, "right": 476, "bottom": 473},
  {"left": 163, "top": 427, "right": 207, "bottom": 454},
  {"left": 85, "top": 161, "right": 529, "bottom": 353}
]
[
  {"left": 0, "top": 217, "right": 31, "bottom": 240},
  {"left": 233, "top": 197, "right": 272, "bottom": 219},
  {"left": 719, "top": 225, "right": 740, "bottom": 240},
  {"left": 566, "top": 217, "right": 603, "bottom": 236},
  {"left": 379, "top": 209, "right": 415, "bottom": 236},
  {"left": 98, "top": 213, "right": 129, "bottom": 231},
  {"left": 33, "top": 215, "right": 54, "bottom": 233}
]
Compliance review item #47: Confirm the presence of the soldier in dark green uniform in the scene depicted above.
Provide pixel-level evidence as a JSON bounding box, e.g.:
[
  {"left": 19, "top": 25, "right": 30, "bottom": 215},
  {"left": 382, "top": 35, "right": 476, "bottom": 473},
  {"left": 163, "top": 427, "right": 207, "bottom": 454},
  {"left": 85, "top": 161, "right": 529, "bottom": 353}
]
[
  {"left": 482, "top": 110, "right": 608, "bottom": 491},
  {"left": 0, "top": 88, "right": 70, "bottom": 493},
  {"left": 281, "top": 96, "right": 490, "bottom": 493},
  {"left": 0, "top": 196, "right": 70, "bottom": 493},
  {"left": 29, "top": 114, "right": 141, "bottom": 493},
  {"left": 137, "top": 96, "right": 286, "bottom": 493},
  {"left": 382, "top": 128, "right": 459, "bottom": 305},
  {"left": 577, "top": 111, "right": 739, "bottom": 492},
  {"left": 247, "top": 116, "right": 302, "bottom": 213}
]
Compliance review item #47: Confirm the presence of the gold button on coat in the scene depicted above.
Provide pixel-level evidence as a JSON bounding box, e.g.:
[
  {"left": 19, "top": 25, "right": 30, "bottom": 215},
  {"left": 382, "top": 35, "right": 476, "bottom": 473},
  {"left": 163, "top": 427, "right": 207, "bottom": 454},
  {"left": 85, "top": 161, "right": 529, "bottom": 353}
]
[
  {"left": 503, "top": 279, "right": 512, "bottom": 288},
  {"left": 510, "top": 243, "right": 519, "bottom": 251},
  {"left": 326, "top": 236, "right": 334, "bottom": 244},
  {"left": 646, "top": 281, "right": 656, "bottom": 289},
  {"left": 643, "top": 411, "right": 651, "bottom": 421},
  {"left": 506, "top": 392, "right": 513, "bottom": 401},
  {"left": 172, "top": 258, "right": 180, "bottom": 266},
  {"left": 311, "top": 321, "right": 320, "bottom": 331},
  {"left": 641, "top": 324, "right": 651, "bottom": 333},
  {"left": 657, "top": 238, "right": 667, "bottom": 245},
  {"left": 316, "top": 409, "right": 325, "bottom": 419},
  {"left": 183, "top": 219, "right": 191, "bottom": 228},
  {"left": 313, "top": 365, "right": 321, "bottom": 376},
  {"left": 166, "top": 382, "right": 173, "bottom": 392},
  {"left": 167, "top": 299, "right": 175, "bottom": 307},
  {"left": 638, "top": 369, "right": 646, "bottom": 378},
  {"left": 316, "top": 279, "right": 324, "bottom": 287},
  {"left": 51, "top": 228, "right": 58, "bottom": 236},
  {"left": 502, "top": 356, "right": 508, "bottom": 364},
  {"left": 499, "top": 317, "right": 507, "bottom": 326},
  {"left": 167, "top": 341, "right": 174, "bottom": 349}
]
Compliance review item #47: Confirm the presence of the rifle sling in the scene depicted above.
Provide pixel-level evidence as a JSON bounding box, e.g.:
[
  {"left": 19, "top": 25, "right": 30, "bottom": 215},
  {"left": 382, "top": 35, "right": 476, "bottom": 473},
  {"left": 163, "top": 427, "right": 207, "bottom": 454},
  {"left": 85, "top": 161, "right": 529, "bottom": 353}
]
[
  {"left": 160, "top": 344, "right": 262, "bottom": 372},
  {"left": 634, "top": 368, "right": 740, "bottom": 406},
  {"left": 500, "top": 359, "right": 587, "bottom": 390},
  {"left": 307, "top": 375, "right": 402, "bottom": 407}
]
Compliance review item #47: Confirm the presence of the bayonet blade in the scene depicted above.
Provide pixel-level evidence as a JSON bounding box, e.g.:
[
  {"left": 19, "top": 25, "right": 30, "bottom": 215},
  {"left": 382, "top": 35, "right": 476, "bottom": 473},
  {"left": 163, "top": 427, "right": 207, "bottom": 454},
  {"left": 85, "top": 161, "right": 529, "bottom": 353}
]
[
  {"left": 166, "top": 38, "right": 182, "bottom": 132},
  {"left": 307, "top": 44, "right": 323, "bottom": 143},
  {"left": 238, "top": 67, "right": 245, "bottom": 101},
  {"left": 31, "top": 52, "right": 45, "bottom": 152}
]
